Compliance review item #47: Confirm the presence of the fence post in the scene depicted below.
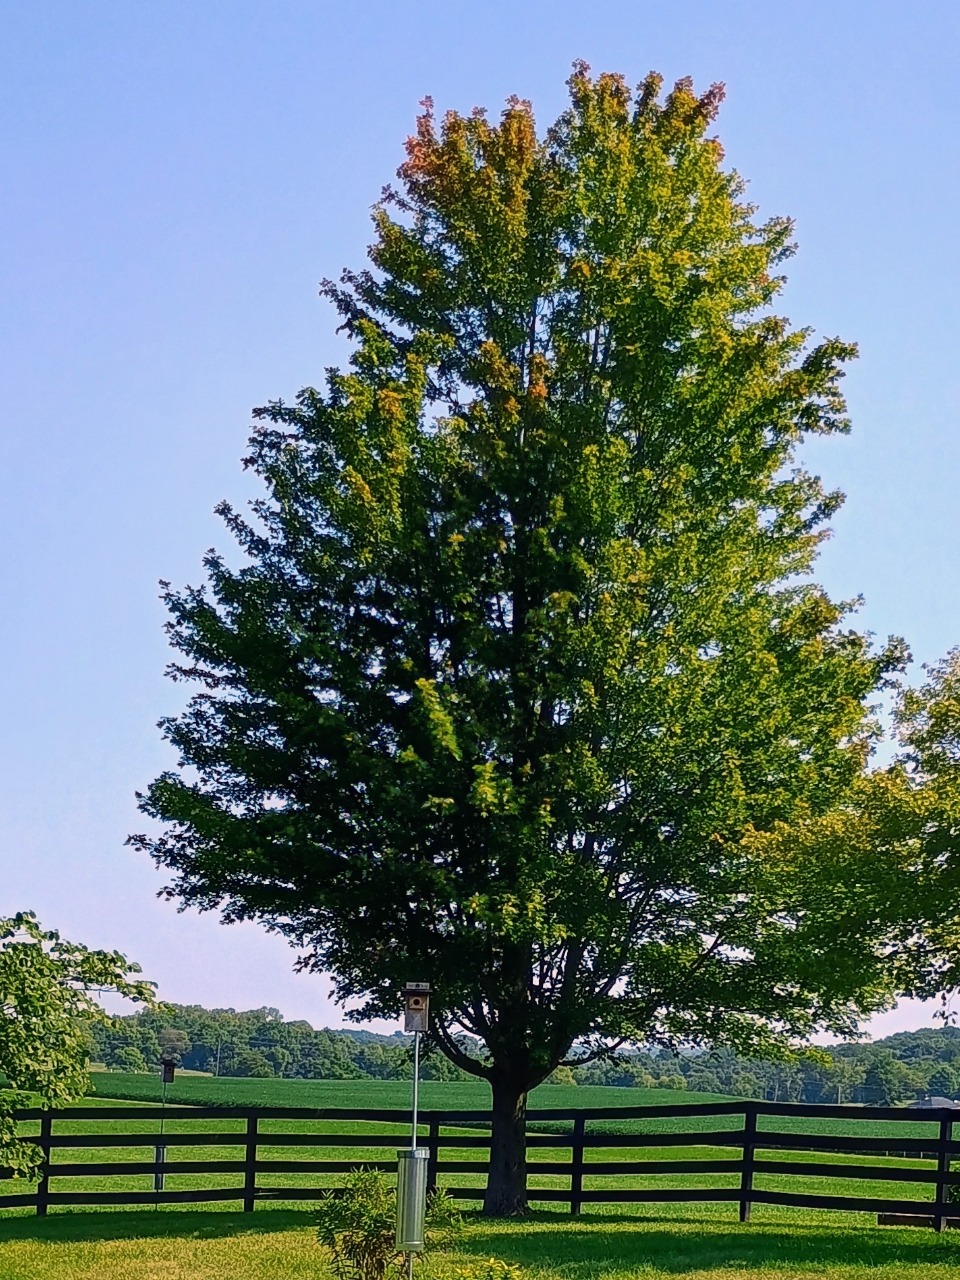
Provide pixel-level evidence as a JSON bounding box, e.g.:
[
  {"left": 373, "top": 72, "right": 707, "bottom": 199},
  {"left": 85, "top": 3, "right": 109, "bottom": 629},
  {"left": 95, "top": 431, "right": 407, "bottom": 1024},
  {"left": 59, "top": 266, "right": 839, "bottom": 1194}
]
[
  {"left": 426, "top": 1116, "right": 440, "bottom": 1194},
  {"left": 243, "top": 1113, "right": 259, "bottom": 1213},
  {"left": 739, "top": 1104, "right": 756, "bottom": 1224},
  {"left": 35, "top": 1112, "right": 52, "bottom": 1217},
  {"left": 570, "top": 1114, "right": 586, "bottom": 1216},
  {"left": 934, "top": 1113, "right": 953, "bottom": 1233}
]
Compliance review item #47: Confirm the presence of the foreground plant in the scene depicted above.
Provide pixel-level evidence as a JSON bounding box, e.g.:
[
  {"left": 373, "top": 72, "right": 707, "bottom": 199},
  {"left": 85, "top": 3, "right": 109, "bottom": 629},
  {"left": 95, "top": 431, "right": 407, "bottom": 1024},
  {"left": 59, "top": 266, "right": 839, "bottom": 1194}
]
[
  {"left": 316, "top": 1169, "right": 462, "bottom": 1280},
  {"left": 0, "top": 912, "right": 155, "bottom": 1177}
]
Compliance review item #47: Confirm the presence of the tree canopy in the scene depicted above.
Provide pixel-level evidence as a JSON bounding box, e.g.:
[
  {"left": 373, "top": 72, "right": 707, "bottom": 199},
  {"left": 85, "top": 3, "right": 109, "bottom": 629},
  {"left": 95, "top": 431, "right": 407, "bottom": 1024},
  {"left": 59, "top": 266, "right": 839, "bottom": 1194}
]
[
  {"left": 135, "top": 66, "right": 960, "bottom": 1212},
  {"left": 89, "top": 1001, "right": 470, "bottom": 1082},
  {"left": 0, "top": 913, "right": 154, "bottom": 1176}
]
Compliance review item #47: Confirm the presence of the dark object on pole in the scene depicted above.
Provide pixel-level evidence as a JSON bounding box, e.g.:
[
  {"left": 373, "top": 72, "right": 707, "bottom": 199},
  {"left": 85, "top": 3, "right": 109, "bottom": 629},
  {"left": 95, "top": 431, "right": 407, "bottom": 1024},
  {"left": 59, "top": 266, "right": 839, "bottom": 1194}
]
[
  {"left": 156, "top": 1054, "right": 175, "bottom": 1208},
  {"left": 403, "top": 983, "right": 430, "bottom": 1034}
]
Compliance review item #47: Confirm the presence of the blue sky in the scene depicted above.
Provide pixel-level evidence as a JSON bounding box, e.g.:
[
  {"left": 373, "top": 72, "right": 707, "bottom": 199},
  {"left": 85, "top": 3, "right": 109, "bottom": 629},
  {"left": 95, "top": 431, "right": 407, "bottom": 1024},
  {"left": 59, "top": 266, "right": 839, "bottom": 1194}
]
[{"left": 2, "top": 1, "right": 958, "bottom": 1037}]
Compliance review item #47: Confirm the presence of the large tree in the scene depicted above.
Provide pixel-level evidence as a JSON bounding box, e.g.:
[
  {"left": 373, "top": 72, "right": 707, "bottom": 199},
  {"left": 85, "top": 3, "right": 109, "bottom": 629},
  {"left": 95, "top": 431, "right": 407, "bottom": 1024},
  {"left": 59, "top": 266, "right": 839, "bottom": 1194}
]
[{"left": 135, "top": 67, "right": 955, "bottom": 1213}]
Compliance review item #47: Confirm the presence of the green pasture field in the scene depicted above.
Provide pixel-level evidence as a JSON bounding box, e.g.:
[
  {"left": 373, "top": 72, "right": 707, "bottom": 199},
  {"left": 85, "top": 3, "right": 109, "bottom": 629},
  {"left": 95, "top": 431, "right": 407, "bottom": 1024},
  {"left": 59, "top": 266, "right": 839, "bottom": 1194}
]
[
  {"left": 87, "top": 1073, "right": 731, "bottom": 1113},
  {"left": 86, "top": 1073, "right": 950, "bottom": 1144}
]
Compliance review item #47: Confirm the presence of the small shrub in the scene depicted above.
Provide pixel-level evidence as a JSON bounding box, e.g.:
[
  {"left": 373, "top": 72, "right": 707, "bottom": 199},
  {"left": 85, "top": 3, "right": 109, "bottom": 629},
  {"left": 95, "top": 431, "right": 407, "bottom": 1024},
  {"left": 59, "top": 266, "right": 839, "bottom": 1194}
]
[
  {"left": 424, "top": 1185, "right": 465, "bottom": 1245},
  {"left": 316, "top": 1168, "right": 463, "bottom": 1280},
  {"left": 316, "top": 1168, "right": 396, "bottom": 1280}
]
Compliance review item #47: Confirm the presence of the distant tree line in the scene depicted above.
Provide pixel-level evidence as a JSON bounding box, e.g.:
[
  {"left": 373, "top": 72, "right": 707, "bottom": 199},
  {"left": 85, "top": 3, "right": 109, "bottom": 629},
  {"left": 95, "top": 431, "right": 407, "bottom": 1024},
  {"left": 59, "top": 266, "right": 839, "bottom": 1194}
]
[
  {"left": 575, "top": 1033, "right": 960, "bottom": 1106},
  {"left": 87, "top": 1005, "right": 960, "bottom": 1107},
  {"left": 86, "top": 1004, "right": 469, "bottom": 1082}
]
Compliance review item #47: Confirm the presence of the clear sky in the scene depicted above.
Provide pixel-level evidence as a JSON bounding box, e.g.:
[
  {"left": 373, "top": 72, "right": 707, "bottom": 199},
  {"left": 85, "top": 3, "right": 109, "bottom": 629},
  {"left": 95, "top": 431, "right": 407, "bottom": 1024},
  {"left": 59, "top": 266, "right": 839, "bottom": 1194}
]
[{"left": 2, "top": 1, "right": 958, "bottom": 1038}]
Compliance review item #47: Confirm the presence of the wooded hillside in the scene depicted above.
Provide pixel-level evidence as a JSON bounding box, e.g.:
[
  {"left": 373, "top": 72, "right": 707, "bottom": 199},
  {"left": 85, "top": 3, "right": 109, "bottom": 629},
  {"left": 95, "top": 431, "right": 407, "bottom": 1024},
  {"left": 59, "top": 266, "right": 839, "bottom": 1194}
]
[{"left": 88, "top": 1004, "right": 960, "bottom": 1106}]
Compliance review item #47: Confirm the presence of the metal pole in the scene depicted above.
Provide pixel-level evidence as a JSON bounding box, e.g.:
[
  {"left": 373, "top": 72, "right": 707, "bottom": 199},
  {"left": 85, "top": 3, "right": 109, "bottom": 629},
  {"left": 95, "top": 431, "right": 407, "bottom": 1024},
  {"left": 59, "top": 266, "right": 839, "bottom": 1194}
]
[
  {"left": 411, "top": 1030, "right": 420, "bottom": 1150},
  {"left": 399, "top": 986, "right": 430, "bottom": 1274},
  {"left": 409, "top": 1029, "right": 420, "bottom": 1280},
  {"left": 156, "top": 1076, "right": 167, "bottom": 1208}
]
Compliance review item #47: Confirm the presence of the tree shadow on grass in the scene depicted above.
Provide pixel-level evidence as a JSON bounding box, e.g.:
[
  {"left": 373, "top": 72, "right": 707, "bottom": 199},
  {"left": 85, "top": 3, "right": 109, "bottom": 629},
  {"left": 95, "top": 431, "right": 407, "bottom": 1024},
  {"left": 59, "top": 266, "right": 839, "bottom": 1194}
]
[
  {"left": 0, "top": 1207, "right": 308, "bottom": 1245},
  {"left": 6, "top": 1205, "right": 960, "bottom": 1274},
  {"left": 459, "top": 1211, "right": 960, "bottom": 1275}
]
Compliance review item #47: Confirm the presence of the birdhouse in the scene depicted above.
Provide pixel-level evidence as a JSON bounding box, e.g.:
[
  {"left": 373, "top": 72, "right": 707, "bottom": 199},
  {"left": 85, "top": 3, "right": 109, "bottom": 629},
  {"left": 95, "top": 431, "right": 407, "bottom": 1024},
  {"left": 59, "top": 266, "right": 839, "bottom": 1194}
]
[
  {"left": 403, "top": 982, "right": 431, "bottom": 1033},
  {"left": 160, "top": 1054, "right": 176, "bottom": 1084}
]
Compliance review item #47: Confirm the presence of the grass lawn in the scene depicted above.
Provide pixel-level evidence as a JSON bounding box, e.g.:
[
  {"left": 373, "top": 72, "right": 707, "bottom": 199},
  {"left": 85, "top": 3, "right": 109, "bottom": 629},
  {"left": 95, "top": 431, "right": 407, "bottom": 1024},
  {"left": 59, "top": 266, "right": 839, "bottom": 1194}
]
[
  {"left": 3, "top": 1204, "right": 960, "bottom": 1280},
  {"left": 3, "top": 1088, "right": 958, "bottom": 1277}
]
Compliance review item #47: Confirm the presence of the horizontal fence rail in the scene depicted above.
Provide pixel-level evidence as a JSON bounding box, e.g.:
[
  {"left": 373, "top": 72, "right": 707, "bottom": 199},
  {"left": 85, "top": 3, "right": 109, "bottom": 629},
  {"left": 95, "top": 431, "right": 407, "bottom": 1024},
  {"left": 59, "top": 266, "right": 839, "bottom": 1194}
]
[{"left": 1, "top": 1100, "right": 959, "bottom": 1228}]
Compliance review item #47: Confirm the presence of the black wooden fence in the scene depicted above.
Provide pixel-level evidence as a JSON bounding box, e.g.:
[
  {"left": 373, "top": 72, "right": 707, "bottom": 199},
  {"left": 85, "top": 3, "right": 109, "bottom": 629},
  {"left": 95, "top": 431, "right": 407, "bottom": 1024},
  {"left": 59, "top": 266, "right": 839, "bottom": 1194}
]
[{"left": 2, "top": 1099, "right": 959, "bottom": 1228}]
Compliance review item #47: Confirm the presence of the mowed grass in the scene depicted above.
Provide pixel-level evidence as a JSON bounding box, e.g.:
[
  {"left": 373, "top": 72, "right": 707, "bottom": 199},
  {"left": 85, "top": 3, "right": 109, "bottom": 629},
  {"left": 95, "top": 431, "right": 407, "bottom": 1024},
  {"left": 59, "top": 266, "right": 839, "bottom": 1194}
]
[
  {"left": 4, "top": 1205, "right": 960, "bottom": 1280},
  {"left": 87, "top": 1073, "right": 952, "bottom": 1144},
  {"left": 3, "top": 1084, "right": 959, "bottom": 1278},
  {"left": 88, "top": 1072, "right": 732, "bottom": 1113}
]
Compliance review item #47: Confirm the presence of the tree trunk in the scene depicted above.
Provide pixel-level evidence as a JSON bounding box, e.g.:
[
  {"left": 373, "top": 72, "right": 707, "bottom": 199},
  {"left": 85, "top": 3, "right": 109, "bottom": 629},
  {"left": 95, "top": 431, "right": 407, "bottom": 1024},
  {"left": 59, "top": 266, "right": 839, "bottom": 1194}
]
[{"left": 483, "top": 1075, "right": 528, "bottom": 1215}]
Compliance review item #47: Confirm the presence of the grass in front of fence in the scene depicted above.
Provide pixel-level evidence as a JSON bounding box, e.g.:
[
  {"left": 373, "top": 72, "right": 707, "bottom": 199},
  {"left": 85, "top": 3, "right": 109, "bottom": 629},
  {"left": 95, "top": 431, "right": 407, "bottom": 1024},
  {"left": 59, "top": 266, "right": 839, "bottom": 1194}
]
[
  {"left": 4, "top": 1204, "right": 960, "bottom": 1279},
  {"left": 3, "top": 1101, "right": 960, "bottom": 1278}
]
